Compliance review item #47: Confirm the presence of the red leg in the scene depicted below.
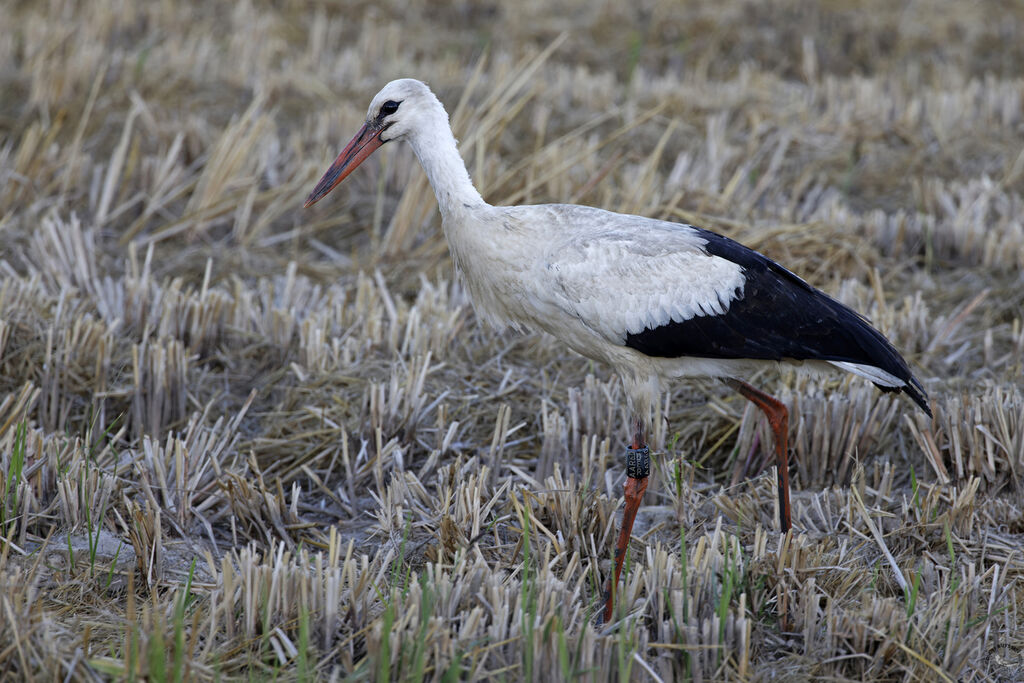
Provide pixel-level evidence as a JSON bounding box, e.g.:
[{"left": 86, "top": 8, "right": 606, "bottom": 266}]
[
  {"left": 602, "top": 417, "right": 650, "bottom": 624},
  {"left": 726, "top": 379, "right": 791, "bottom": 533}
]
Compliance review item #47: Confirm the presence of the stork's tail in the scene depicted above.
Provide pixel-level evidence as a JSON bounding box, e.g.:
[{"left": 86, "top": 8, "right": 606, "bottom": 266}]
[{"left": 828, "top": 360, "right": 931, "bottom": 417}]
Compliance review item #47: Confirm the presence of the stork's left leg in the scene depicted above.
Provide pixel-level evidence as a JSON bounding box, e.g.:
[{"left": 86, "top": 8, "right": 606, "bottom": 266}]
[
  {"left": 601, "top": 416, "right": 650, "bottom": 624},
  {"left": 725, "top": 379, "right": 791, "bottom": 533}
]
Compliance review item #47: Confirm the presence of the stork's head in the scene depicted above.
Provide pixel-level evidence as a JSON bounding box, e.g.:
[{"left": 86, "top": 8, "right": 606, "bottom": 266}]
[{"left": 304, "top": 79, "right": 441, "bottom": 207}]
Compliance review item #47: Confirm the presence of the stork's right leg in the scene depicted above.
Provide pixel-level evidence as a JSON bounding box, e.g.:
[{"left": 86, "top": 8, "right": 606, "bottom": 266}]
[
  {"left": 601, "top": 416, "right": 650, "bottom": 624},
  {"left": 725, "top": 379, "right": 791, "bottom": 533}
]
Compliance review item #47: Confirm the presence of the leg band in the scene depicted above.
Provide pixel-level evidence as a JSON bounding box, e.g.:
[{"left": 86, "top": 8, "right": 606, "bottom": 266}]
[{"left": 626, "top": 446, "right": 650, "bottom": 479}]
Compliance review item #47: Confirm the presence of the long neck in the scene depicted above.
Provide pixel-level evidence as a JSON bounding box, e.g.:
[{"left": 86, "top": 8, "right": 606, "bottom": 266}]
[{"left": 407, "top": 112, "right": 487, "bottom": 218}]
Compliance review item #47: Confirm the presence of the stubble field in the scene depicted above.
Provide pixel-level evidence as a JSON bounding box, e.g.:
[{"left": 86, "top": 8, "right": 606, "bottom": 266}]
[{"left": 1, "top": 0, "right": 1023, "bottom": 680}]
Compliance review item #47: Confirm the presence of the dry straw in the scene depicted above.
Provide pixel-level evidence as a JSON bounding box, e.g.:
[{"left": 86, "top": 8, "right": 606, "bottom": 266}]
[{"left": 0, "top": 0, "right": 1022, "bottom": 680}]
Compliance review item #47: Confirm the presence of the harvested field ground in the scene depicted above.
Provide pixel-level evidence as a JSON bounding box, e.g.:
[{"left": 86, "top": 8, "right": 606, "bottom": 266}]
[{"left": 2, "top": 0, "right": 1024, "bottom": 680}]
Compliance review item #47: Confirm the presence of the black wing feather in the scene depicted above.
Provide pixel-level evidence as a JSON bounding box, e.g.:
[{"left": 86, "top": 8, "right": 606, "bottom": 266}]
[{"left": 625, "top": 228, "right": 931, "bottom": 415}]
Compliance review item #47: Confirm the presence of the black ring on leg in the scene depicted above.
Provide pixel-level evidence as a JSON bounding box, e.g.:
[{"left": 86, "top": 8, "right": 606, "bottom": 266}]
[{"left": 626, "top": 446, "right": 650, "bottom": 479}]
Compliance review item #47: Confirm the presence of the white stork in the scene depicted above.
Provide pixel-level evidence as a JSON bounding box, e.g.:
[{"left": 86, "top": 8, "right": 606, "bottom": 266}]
[{"left": 304, "top": 78, "right": 931, "bottom": 624}]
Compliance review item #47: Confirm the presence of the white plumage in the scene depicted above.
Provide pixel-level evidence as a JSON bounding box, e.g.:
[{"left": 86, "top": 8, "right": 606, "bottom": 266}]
[{"left": 540, "top": 210, "right": 746, "bottom": 335}]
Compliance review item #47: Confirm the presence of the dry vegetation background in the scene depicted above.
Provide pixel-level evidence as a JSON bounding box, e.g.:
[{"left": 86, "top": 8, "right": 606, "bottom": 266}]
[{"left": 1, "top": 0, "right": 1023, "bottom": 680}]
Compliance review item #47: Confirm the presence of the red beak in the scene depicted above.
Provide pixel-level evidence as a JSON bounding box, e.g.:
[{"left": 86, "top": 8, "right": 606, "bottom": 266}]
[{"left": 303, "top": 122, "right": 387, "bottom": 208}]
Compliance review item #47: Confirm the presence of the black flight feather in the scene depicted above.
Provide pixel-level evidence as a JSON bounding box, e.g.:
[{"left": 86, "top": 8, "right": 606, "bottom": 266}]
[{"left": 624, "top": 228, "right": 931, "bottom": 416}]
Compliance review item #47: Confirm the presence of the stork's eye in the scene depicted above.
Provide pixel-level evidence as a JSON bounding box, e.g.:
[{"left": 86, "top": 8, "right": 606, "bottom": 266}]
[{"left": 380, "top": 100, "right": 400, "bottom": 116}]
